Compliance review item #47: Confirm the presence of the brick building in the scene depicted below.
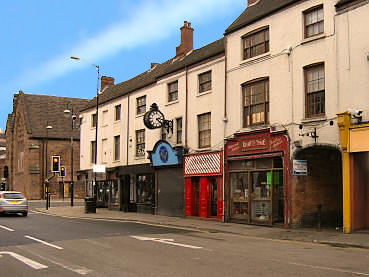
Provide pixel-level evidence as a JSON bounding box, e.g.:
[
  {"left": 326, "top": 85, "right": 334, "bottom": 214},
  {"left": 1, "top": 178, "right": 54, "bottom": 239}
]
[
  {"left": 6, "top": 91, "right": 89, "bottom": 199},
  {"left": 0, "top": 129, "right": 7, "bottom": 190}
]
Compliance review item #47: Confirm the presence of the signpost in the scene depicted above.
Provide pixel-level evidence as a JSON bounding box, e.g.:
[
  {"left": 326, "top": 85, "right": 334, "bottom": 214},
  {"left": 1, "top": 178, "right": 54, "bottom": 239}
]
[{"left": 293, "top": 160, "right": 308, "bottom": 176}]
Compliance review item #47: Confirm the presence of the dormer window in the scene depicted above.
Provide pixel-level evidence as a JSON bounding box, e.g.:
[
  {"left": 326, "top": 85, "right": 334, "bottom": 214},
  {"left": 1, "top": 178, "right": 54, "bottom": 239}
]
[{"left": 242, "top": 27, "right": 269, "bottom": 60}]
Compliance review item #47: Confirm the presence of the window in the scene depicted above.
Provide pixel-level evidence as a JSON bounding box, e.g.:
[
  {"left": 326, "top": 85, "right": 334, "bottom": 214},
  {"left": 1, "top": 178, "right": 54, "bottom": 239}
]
[
  {"left": 199, "top": 71, "right": 212, "bottom": 93},
  {"left": 102, "top": 110, "right": 108, "bottom": 126},
  {"left": 115, "top": 105, "right": 121, "bottom": 121},
  {"left": 304, "top": 6, "right": 324, "bottom": 38},
  {"left": 242, "top": 78, "right": 269, "bottom": 127},
  {"left": 136, "top": 129, "right": 145, "bottom": 157},
  {"left": 102, "top": 139, "right": 108, "bottom": 163},
  {"left": 161, "top": 127, "right": 167, "bottom": 141},
  {"left": 18, "top": 141, "right": 24, "bottom": 173},
  {"left": 114, "top": 135, "right": 120, "bottom": 161},
  {"left": 168, "top": 81, "right": 178, "bottom": 102},
  {"left": 136, "top": 174, "right": 154, "bottom": 204},
  {"left": 92, "top": 114, "right": 97, "bottom": 128},
  {"left": 242, "top": 27, "right": 269, "bottom": 60},
  {"left": 136, "top": 96, "right": 146, "bottom": 115},
  {"left": 305, "top": 63, "right": 325, "bottom": 117},
  {"left": 176, "top": 117, "right": 182, "bottom": 144},
  {"left": 198, "top": 113, "right": 211, "bottom": 148},
  {"left": 91, "top": 141, "right": 96, "bottom": 164}
]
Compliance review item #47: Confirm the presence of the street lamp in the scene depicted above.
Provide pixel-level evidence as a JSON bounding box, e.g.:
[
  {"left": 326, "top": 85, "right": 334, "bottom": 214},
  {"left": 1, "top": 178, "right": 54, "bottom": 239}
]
[
  {"left": 45, "top": 123, "right": 52, "bottom": 210},
  {"left": 70, "top": 56, "right": 100, "bottom": 201},
  {"left": 64, "top": 102, "right": 78, "bottom": 207}
]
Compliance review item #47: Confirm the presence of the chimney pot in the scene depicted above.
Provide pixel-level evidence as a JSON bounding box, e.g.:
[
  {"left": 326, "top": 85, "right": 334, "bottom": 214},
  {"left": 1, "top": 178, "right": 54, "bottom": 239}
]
[
  {"left": 101, "top": 76, "right": 115, "bottom": 92},
  {"left": 247, "top": 0, "right": 260, "bottom": 7}
]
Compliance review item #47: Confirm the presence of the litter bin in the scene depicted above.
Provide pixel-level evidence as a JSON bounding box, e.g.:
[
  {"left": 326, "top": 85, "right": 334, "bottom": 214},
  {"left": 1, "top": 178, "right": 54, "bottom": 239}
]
[{"left": 85, "top": 197, "right": 96, "bottom": 214}]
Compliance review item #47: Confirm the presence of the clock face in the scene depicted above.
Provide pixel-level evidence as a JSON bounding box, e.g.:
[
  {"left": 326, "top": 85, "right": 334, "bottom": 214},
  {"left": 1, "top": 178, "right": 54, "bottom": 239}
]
[{"left": 144, "top": 109, "right": 164, "bottom": 129}]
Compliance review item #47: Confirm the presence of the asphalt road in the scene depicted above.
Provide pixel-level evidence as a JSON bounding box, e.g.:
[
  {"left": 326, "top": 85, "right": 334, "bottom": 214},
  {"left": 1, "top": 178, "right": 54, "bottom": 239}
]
[{"left": 0, "top": 210, "right": 368, "bottom": 277}]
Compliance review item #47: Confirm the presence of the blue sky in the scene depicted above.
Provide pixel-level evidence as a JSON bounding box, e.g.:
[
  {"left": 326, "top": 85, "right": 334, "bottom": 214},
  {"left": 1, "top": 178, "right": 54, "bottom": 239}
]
[{"left": 0, "top": 0, "right": 246, "bottom": 130}]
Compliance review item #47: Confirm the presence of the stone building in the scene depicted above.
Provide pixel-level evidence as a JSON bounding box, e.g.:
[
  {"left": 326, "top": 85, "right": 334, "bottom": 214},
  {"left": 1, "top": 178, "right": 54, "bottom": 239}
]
[
  {"left": 6, "top": 91, "right": 89, "bottom": 199},
  {"left": 0, "top": 129, "right": 7, "bottom": 189}
]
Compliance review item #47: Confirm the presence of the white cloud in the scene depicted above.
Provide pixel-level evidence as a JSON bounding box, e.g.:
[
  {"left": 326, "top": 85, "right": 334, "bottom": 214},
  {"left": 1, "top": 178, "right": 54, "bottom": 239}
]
[{"left": 9, "top": 0, "right": 243, "bottom": 88}]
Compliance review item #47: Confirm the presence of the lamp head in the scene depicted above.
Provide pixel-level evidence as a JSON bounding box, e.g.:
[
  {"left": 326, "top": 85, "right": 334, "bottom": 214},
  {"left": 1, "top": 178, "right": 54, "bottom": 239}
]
[
  {"left": 64, "top": 109, "right": 71, "bottom": 118},
  {"left": 46, "top": 125, "right": 53, "bottom": 130},
  {"left": 70, "top": 56, "right": 80, "bottom": 60}
]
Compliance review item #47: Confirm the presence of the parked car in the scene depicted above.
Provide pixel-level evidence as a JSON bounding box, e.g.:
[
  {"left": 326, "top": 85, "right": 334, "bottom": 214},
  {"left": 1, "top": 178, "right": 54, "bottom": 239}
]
[{"left": 0, "top": 191, "right": 28, "bottom": 216}]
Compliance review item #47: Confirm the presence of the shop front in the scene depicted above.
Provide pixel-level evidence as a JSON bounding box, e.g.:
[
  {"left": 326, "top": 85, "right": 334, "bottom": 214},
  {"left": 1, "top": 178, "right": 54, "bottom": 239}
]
[
  {"left": 148, "top": 140, "right": 184, "bottom": 217},
  {"left": 184, "top": 151, "right": 223, "bottom": 220},
  {"left": 225, "top": 130, "right": 290, "bottom": 226}
]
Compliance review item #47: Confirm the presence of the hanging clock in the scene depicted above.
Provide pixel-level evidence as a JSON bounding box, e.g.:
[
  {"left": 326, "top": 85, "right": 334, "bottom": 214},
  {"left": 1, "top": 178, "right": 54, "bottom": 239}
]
[{"left": 144, "top": 103, "right": 165, "bottom": 129}]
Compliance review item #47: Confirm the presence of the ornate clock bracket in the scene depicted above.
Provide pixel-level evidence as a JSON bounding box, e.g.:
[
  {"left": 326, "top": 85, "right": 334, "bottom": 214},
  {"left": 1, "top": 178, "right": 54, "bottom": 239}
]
[{"left": 158, "top": 118, "right": 173, "bottom": 134}]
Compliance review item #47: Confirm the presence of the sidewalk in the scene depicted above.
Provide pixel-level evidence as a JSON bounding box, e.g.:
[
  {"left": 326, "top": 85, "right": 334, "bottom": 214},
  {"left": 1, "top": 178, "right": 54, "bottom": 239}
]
[{"left": 33, "top": 206, "right": 369, "bottom": 250}]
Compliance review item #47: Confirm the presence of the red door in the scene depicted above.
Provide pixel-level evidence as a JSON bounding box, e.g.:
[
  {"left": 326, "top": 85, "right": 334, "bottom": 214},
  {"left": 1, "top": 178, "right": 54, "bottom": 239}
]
[
  {"left": 185, "top": 178, "right": 192, "bottom": 216},
  {"left": 200, "top": 177, "right": 209, "bottom": 218}
]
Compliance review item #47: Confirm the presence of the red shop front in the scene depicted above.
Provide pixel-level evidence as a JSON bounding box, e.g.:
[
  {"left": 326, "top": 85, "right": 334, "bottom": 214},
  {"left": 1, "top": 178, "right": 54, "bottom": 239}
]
[
  {"left": 225, "top": 130, "right": 290, "bottom": 226},
  {"left": 184, "top": 152, "right": 223, "bottom": 221}
]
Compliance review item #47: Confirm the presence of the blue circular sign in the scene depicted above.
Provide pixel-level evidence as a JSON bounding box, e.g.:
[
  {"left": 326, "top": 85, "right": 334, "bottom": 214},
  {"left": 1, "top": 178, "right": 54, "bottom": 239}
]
[{"left": 159, "top": 145, "right": 169, "bottom": 163}]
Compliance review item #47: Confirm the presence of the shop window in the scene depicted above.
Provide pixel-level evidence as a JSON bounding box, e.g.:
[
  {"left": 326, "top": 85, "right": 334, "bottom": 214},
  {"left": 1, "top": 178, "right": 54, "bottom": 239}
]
[
  {"left": 230, "top": 173, "right": 249, "bottom": 220},
  {"left": 251, "top": 171, "right": 272, "bottom": 223},
  {"left": 254, "top": 158, "right": 272, "bottom": 169},
  {"left": 229, "top": 160, "right": 254, "bottom": 171},
  {"left": 304, "top": 5, "right": 324, "bottom": 39},
  {"left": 136, "top": 174, "right": 154, "bottom": 204},
  {"left": 242, "top": 27, "right": 269, "bottom": 60},
  {"left": 305, "top": 63, "right": 325, "bottom": 118},
  {"left": 243, "top": 78, "right": 269, "bottom": 127}
]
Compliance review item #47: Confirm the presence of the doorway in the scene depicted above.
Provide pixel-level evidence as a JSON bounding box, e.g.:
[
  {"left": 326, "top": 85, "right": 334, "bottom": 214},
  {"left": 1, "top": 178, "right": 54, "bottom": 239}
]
[
  {"left": 209, "top": 177, "right": 218, "bottom": 217},
  {"left": 191, "top": 177, "right": 200, "bottom": 216}
]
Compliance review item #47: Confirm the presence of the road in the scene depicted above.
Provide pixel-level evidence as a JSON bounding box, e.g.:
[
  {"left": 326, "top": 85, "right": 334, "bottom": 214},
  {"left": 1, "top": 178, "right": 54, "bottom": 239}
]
[{"left": 0, "top": 209, "right": 368, "bottom": 276}]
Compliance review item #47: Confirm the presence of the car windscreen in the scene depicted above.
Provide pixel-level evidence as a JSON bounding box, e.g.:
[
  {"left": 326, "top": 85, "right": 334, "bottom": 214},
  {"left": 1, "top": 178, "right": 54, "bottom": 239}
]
[{"left": 3, "top": 193, "right": 25, "bottom": 199}]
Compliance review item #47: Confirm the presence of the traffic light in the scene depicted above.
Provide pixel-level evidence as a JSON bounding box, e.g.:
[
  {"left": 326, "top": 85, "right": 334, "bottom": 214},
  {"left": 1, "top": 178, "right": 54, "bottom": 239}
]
[
  {"left": 51, "top": 156, "right": 61, "bottom": 173},
  {"left": 60, "top": 166, "right": 66, "bottom": 177}
]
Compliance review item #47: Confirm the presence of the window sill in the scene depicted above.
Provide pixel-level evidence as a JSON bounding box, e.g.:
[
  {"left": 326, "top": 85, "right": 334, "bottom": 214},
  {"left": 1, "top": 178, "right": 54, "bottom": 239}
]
[
  {"left": 240, "top": 52, "right": 270, "bottom": 66},
  {"left": 134, "top": 156, "right": 146, "bottom": 160},
  {"left": 114, "top": 120, "right": 121, "bottom": 124},
  {"left": 135, "top": 113, "right": 144, "bottom": 119},
  {"left": 113, "top": 160, "right": 120, "bottom": 163},
  {"left": 90, "top": 127, "right": 96, "bottom": 130},
  {"left": 165, "top": 100, "right": 179, "bottom": 106},
  {"left": 301, "top": 115, "right": 327, "bottom": 123},
  {"left": 301, "top": 33, "right": 325, "bottom": 45},
  {"left": 197, "top": 91, "right": 212, "bottom": 97}
]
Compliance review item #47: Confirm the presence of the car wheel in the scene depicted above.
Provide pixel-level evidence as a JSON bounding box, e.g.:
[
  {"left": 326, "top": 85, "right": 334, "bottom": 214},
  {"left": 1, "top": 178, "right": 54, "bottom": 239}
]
[{"left": 22, "top": 212, "right": 28, "bottom": 217}]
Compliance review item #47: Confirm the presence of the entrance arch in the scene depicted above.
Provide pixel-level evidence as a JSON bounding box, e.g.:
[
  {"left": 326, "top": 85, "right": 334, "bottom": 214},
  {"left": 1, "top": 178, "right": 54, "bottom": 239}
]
[{"left": 292, "top": 144, "right": 343, "bottom": 228}]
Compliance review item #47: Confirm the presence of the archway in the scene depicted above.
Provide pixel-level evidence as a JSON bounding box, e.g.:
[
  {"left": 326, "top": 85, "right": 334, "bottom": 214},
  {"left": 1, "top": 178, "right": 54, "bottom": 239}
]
[{"left": 292, "top": 144, "right": 343, "bottom": 228}]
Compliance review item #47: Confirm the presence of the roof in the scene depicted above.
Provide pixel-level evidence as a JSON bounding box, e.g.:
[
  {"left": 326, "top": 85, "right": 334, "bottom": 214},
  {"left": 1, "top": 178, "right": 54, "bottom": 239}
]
[
  {"left": 82, "top": 38, "right": 225, "bottom": 111},
  {"left": 335, "top": 0, "right": 364, "bottom": 7},
  {"left": 18, "top": 93, "right": 89, "bottom": 140},
  {"left": 225, "top": 0, "right": 301, "bottom": 35}
]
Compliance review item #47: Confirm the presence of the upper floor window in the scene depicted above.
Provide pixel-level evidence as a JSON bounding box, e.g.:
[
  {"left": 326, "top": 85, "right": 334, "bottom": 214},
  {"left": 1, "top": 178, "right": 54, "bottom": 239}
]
[
  {"left": 136, "top": 96, "right": 146, "bottom": 115},
  {"left": 304, "top": 6, "right": 324, "bottom": 38},
  {"left": 242, "top": 78, "right": 269, "bottom": 127},
  {"left": 198, "top": 113, "right": 211, "bottom": 149},
  {"left": 90, "top": 141, "right": 96, "bottom": 164},
  {"left": 168, "top": 81, "right": 178, "bottom": 102},
  {"left": 161, "top": 127, "right": 167, "bottom": 141},
  {"left": 92, "top": 114, "right": 97, "bottom": 128},
  {"left": 176, "top": 117, "right": 182, "bottom": 145},
  {"left": 199, "top": 71, "right": 212, "bottom": 93},
  {"left": 305, "top": 63, "right": 325, "bottom": 118},
  {"left": 136, "top": 129, "right": 145, "bottom": 157},
  {"left": 102, "top": 110, "right": 108, "bottom": 126},
  {"left": 115, "top": 104, "right": 121, "bottom": 121},
  {"left": 242, "top": 27, "right": 269, "bottom": 60},
  {"left": 114, "top": 135, "right": 120, "bottom": 161}
]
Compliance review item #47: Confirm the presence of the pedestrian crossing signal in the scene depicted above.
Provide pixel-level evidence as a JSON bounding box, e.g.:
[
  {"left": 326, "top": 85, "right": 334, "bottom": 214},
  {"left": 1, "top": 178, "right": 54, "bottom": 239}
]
[
  {"left": 52, "top": 156, "right": 60, "bottom": 173},
  {"left": 60, "top": 166, "right": 66, "bottom": 177}
]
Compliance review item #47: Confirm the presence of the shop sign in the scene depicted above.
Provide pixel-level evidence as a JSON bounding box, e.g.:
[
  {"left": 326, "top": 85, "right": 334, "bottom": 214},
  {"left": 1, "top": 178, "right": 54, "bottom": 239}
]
[
  {"left": 293, "top": 160, "right": 307, "bottom": 176},
  {"left": 184, "top": 152, "right": 222, "bottom": 176},
  {"left": 149, "top": 140, "right": 183, "bottom": 167},
  {"left": 241, "top": 137, "right": 269, "bottom": 151}
]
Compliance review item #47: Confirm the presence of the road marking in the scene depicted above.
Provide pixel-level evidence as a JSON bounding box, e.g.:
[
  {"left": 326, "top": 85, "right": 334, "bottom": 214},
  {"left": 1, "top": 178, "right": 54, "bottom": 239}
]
[
  {"left": 25, "top": 235, "right": 63, "bottom": 250},
  {"left": 131, "top": 236, "right": 203, "bottom": 249},
  {"left": 0, "top": 251, "right": 47, "bottom": 270},
  {"left": 267, "top": 259, "right": 369, "bottom": 276},
  {"left": 0, "top": 224, "right": 15, "bottom": 232}
]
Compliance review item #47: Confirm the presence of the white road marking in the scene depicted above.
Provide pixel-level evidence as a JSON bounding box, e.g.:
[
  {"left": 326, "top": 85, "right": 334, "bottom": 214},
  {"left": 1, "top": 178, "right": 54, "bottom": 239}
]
[
  {"left": 25, "top": 235, "right": 63, "bottom": 250},
  {"left": 267, "top": 259, "right": 369, "bottom": 276},
  {"left": 0, "top": 225, "right": 15, "bottom": 232},
  {"left": 0, "top": 251, "right": 48, "bottom": 270},
  {"left": 131, "top": 236, "right": 203, "bottom": 249}
]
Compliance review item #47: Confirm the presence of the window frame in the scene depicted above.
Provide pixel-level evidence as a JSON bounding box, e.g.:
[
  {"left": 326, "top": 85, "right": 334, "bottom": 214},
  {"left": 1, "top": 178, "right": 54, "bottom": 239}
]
[
  {"left": 242, "top": 26, "right": 270, "bottom": 60},
  {"left": 91, "top": 113, "right": 97, "bottom": 128},
  {"left": 242, "top": 78, "right": 269, "bottom": 127},
  {"left": 114, "top": 135, "right": 120, "bottom": 161},
  {"left": 115, "top": 104, "right": 121, "bottom": 121},
  {"left": 198, "top": 71, "right": 212, "bottom": 94},
  {"left": 136, "top": 129, "right": 145, "bottom": 157},
  {"left": 90, "top": 141, "right": 96, "bottom": 164},
  {"left": 168, "top": 81, "right": 178, "bottom": 103},
  {"left": 304, "top": 63, "right": 325, "bottom": 118},
  {"left": 176, "top": 117, "right": 183, "bottom": 145},
  {"left": 136, "top": 96, "right": 146, "bottom": 115},
  {"left": 303, "top": 5, "right": 324, "bottom": 39},
  {"left": 198, "top": 113, "right": 211, "bottom": 149}
]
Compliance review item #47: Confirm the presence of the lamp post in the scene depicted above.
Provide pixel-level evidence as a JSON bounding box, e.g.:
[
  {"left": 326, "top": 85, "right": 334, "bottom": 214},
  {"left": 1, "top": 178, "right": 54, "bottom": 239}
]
[
  {"left": 63, "top": 103, "right": 77, "bottom": 207},
  {"left": 71, "top": 56, "right": 100, "bottom": 200},
  {"left": 45, "top": 123, "right": 52, "bottom": 210}
]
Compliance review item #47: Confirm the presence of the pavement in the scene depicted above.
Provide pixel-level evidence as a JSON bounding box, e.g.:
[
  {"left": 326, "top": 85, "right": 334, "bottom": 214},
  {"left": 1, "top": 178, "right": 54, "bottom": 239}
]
[{"left": 33, "top": 204, "right": 369, "bottom": 250}]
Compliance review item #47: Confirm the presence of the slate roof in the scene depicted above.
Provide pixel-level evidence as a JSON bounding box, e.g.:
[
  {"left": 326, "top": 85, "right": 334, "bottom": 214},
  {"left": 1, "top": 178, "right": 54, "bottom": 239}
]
[
  {"left": 82, "top": 38, "right": 225, "bottom": 111},
  {"left": 225, "top": 0, "right": 301, "bottom": 35},
  {"left": 18, "top": 93, "right": 89, "bottom": 140},
  {"left": 335, "top": 0, "right": 363, "bottom": 7}
]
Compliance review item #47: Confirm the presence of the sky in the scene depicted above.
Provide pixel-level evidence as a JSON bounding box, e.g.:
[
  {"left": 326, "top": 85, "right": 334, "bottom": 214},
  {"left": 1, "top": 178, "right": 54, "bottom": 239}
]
[{"left": 0, "top": 0, "right": 246, "bottom": 130}]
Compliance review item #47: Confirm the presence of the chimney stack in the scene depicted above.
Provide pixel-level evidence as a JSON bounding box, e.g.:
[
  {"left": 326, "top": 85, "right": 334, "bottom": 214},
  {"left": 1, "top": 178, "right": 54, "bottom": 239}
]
[
  {"left": 247, "top": 0, "right": 260, "bottom": 7},
  {"left": 101, "top": 76, "right": 115, "bottom": 92},
  {"left": 151, "top": 63, "right": 159, "bottom": 69},
  {"left": 176, "top": 21, "right": 194, "bottom": 58}
]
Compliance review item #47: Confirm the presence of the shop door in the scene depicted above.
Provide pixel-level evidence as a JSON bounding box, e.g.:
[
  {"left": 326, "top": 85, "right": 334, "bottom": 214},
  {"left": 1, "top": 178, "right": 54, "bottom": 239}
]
[
  {"left": 230, "top": 173, "right": 249, "bottom": 221},
  {"left": 209, "top": 177, "right": 218, "bottom": 217},
  {"left": 272, "top": 170, "right": 284, "bottom": 224},
  {"left": 191, "top": 177, "right": 200, "bottom": 216},
  {"left": 251, "top": 171, "right": 272, "bottom": 224}
]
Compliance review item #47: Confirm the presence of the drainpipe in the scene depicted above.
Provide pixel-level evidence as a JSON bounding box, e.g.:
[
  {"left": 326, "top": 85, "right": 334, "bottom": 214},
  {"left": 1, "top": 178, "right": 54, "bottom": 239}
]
[
  {"left": 222, "top": 37, "right": 228, "bottom": 222},
  {"left": 185, "top": 66, "right": 188, "bottom": 149},
  {"left": 126, "top": 93, "right": 130, "bottom": 165}
]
